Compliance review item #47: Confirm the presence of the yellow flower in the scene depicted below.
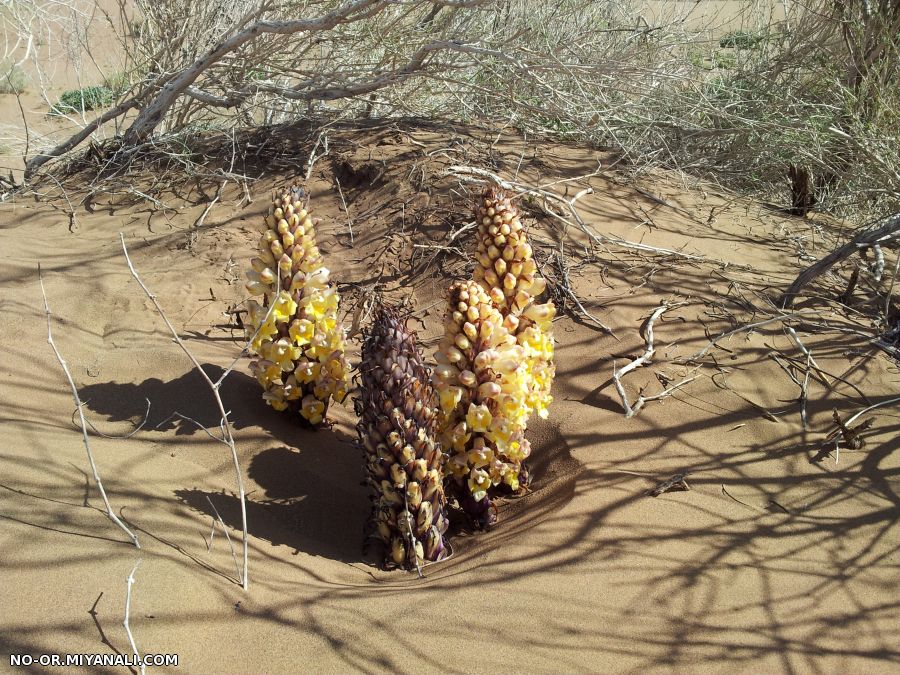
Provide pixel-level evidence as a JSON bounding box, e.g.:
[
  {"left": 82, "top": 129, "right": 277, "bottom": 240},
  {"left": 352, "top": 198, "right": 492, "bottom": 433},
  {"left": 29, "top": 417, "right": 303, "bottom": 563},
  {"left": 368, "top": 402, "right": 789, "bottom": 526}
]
[
  {"left": 271, "top": 338, "right": 300, "bottom": 371},
  {"left": 503, "top": 471, "right": 520, "bottom": 492},
  {"left": 487, "top": 416, "right": 512, "bottom": 443},
  {"left": 263, "top": 388, "right": 288, "bottom": 411},
  {"left": 450, "top": 422, "right": 470, "bottom": 451},
  {"left": 313, "top": 381, "right": 332, "bottom": 401},
  {"left": 294, "top": 360, "right": 320, "bottom": 384},
  {"left": 489, "top": 457, "right": 509, "bottom": 483},
  {"left": 251, "top": 359, "right": 281, "bottom": 386},
  {"left": 282, "top": 375, "right": 303, "bottom": 401},
  {"left": 289, "top": 318, "right": 314, "bottom": 345},
  {"left": 250, "top": 317, "right": 279, "bottom": 352},
  {"left": 273, "top": 291, "right": 297, "bottom": 322},
  {"left": 468, "top": 468, "right": 492, "bottom": 501},
  {"left": 439, "top": 386, "right": 464, "bottom": 415},
  {"left": 305, "top": 267, "right": 330, "bottom": 289},
  {"left": 466, "top": 403, "right": 492, "bottom": 432},
  {"left": 323, "top": 354, "right": 347, "bottom": 379},
  {"left": 506, "top": 440, "right": 527, "bottom": 462},
  {"left": 468, "top": 446, "right": 494, "bottom": 469},
  {"left": 300, "top": 395, "right": 326, "bottom": 425}
]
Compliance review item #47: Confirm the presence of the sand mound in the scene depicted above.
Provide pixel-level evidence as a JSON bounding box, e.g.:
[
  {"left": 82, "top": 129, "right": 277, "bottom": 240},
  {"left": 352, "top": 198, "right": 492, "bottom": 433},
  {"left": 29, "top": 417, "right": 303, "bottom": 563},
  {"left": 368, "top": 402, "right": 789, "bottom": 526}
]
[{"left": 1, "top": 121, "right": 897, "bottom": 673}]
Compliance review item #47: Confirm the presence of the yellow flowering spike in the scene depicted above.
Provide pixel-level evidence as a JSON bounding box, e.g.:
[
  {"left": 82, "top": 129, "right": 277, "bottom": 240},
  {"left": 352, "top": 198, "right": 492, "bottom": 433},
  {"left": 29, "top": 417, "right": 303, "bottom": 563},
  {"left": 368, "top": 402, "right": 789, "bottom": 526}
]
[
  {"left": 243, "top": 184, "right": 350, "bottom": 425},
  {"left": 433, "top": 280, "right": 525, "bottom": 527},
  {"left": 433, "top": 187, "right": 558, "bottom": 527},
  {"left": 356, "top": 304, "right": 449, "bottom": 570},
  {"left": 474, "top": 187, "right": 556, "bottom": 455}
]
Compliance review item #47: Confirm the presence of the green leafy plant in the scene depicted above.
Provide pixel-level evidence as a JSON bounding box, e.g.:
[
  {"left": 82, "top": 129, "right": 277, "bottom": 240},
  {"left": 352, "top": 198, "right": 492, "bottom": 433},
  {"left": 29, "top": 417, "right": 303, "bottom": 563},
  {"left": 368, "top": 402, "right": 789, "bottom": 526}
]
[
  {"left": 51, "top": 85, "right": 116, "bottom": 114},
  {"left": 719, "top": 30, "right": 765, "bottom": 49},
  {"left": 0, "top": 61, "right": 27, "bottom": 95}
]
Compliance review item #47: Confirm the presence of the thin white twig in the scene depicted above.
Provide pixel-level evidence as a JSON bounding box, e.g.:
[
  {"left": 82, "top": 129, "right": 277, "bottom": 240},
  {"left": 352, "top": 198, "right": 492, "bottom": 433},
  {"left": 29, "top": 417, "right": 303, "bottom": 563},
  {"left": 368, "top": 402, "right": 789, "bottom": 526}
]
[
  {"left": 75, "top": 398, "right": 151, "bottom": 440},
  {"left": 844, "top": 395, "right": 900, "bottom": 428},
  {"left": 305, "top": 131, "right": 329, "bottom": 181},
  {"left": 334, "top": 177, "right": 354, "bottom": 245},
  {"left": 39, "top": 265, "right": 140, "bottom": 548},
  {"left": 206, "top": 495, "right": 242, "bottom": 584},
  {"left": 785, "top": 326, "right": 824, "bottom": 374},
  {"left": 154, "top": 411, "right": 222, "bottom": 442},
  {"left": 884, "top": 252, "right": 900, "bottom": 321},
  {"left": 206, "top": 516, "right": 217, "bottom": 553},
  {"left": 612, "top": 304, "right": 694, "bottom": 417},
  {"left": 193, "top": 180, "right": 227, "bottom": 230},
  {"left": 782, "top": 326, "right": 815, "bottom": 429},
  {"left": 120, "top": 235, "right": 248, "bottom": 590},
  {"left": 123, "top": 559, "right": 145, "bottom": 675}
]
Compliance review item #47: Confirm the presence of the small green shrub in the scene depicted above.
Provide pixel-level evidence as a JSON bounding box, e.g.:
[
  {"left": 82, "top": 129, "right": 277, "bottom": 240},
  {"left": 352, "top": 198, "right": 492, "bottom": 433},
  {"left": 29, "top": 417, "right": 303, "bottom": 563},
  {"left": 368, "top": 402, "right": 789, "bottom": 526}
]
[
  {"left": 51, "top": 85, "right": 116, "bottom": 114},
  {"left": 103, "top": 71, "right": 129, "bottom": 94},
  {"left": 0, "top": 62, "right": 28, "bottom": 94},
  {"left": 719, "top": 30, "right": 764, "bottom": 49},
  {"left": 713, "top": 51, "right": 738, "bottom": 70}
]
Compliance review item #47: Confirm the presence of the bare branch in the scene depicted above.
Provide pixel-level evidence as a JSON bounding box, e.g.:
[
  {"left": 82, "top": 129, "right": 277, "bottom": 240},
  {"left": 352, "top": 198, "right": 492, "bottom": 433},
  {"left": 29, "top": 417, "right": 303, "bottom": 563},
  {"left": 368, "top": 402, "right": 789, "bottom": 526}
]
[
  {"left": 684, "top": 311, "right": 822, "bottom": 362},
  {"left": 123, "top": 559, "right": 145, "bottom": 675},
  {"left": 780, "top": 213, "right": 900, "bottom": 309},
  {"left": 38, "top": 265, "right": 140, "bottom": 549},
  {"left": 612, "top": 303, "right": 695, "bottom": 418},
  {"left": 120, "top": 235, "right": 249, "bottom": 589},
  {"left": 25, "top": 97, "right": 139, "bottom": 179}
]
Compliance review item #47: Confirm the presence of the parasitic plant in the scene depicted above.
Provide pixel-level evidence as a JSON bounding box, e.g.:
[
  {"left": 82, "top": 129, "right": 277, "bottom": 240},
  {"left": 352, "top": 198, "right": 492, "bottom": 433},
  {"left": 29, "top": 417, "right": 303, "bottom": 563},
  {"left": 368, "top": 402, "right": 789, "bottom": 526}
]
[
  {"left": 356, "top": 304, "right": 449, "bottom": 570},
  {"left": 433, "top": 187, "right": 556, "bottom": 526},
  {"left": 473, "top": 186, "right": 555, "bottom": 420},
  {"left": 244, "top": 185, "right": 350, "bottom": 425}
]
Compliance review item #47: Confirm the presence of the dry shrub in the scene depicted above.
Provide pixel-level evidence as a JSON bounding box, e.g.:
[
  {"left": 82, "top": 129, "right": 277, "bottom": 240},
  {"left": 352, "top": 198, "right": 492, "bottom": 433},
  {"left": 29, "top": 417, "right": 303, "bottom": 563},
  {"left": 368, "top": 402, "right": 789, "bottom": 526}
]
[{"left": 10, "top": 0, "right": 898, "bottom": 221}]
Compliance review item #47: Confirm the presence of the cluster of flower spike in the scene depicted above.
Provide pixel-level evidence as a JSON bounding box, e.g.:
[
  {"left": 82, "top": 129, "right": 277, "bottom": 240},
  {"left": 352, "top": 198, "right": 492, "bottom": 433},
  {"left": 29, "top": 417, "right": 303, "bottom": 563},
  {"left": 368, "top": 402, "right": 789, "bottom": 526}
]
[
  {"left": 433, "top": 188, "right": 555, "bottom": 525},
  {"left": 244, "top": 185, "right": 350, "bottom": 425},
  {"left": 472, "top": 187, "right": 556, "bottom": 420},
  {"left": 356, "top": 305, "right": 449, "bottom": 569}
]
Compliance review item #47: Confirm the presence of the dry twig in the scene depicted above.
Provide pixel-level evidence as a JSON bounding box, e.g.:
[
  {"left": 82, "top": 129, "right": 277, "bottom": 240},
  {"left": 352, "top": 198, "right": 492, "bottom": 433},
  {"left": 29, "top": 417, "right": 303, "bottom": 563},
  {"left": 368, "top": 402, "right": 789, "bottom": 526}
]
[
  {"left": 206, "top": 495, "right": 242, "bottom": 582},
  {"left": 684, "top": 310, "right": 821, "bottom": 362},
  {"left": 123, "top": 559, "right": 145, "bottom": 675},
  {"left": 39, "top": 265, "right": 140, "bottom": 548},
  {"left": 612, "top": 303, "right": 697, "bottom": 418},
  {"left": 120, "top": 234, "right": 269, "bottom": 589},
  {"left": 780, "top": 213, "right": 900, "bottom": 309}
]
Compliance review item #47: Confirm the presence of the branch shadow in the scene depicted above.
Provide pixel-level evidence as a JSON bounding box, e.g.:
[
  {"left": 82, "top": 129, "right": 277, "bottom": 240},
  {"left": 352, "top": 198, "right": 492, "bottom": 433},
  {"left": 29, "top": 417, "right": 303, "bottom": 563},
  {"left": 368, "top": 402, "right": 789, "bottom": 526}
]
[
  {"left": 175, "top": 442, "right": 368, "bottom": 564},
  {"left": 79, "top": 363, "right": 371, "bottom": 563},
  {"left": 79, "top": 363, "right": 314, "bottom": 447}
]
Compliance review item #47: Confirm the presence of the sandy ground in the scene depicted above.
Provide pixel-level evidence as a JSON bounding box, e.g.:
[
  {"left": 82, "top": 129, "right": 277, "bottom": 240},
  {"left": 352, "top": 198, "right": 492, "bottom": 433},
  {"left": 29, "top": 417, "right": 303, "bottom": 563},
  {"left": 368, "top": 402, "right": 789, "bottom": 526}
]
[{"left": 0, "top": 121, "right": 897, "bottom": 674}]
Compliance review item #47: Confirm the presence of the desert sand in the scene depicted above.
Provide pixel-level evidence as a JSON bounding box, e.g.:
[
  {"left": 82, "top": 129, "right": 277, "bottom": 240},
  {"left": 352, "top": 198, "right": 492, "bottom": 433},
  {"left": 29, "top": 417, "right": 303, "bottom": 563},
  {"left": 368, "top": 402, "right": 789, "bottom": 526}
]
[{"left": 0, "top": 121, "right": 897, "bottom": 674}]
